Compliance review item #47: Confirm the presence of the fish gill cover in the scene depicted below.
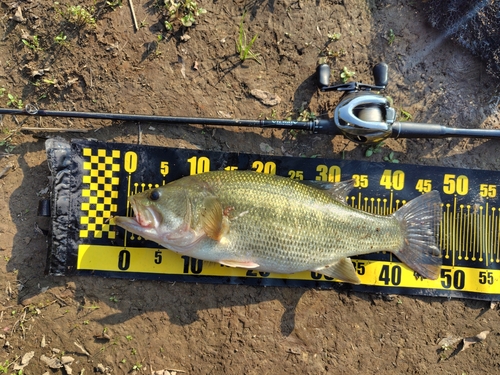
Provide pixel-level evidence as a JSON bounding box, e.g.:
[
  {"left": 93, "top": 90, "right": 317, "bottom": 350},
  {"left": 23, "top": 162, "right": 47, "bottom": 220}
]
[{"left": 424, "top": 0, "right": 500, "bottom": 79}]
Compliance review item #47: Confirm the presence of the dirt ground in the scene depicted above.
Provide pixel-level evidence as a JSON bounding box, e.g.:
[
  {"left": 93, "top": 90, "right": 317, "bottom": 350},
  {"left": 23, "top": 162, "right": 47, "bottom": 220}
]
[{"left": 1, "top": 0, "right": 500, "bottom": 374}]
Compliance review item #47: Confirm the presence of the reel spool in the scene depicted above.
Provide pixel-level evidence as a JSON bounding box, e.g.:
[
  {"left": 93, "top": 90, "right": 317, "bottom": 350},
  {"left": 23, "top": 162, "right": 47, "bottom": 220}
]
[{"left": 334, "top": 92, "right": 396, "bottom": 144}]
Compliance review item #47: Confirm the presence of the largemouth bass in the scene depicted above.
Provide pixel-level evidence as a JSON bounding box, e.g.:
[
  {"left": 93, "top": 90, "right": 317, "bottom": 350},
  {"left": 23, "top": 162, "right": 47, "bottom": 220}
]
[{"left": 114, "top": 170, "right": 442, "bottom": 284}]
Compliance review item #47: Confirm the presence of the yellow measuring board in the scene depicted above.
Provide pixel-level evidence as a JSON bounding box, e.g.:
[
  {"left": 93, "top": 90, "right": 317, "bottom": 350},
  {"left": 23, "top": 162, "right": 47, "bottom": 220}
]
[{"left": 45, "top": 139, "right": 500, "bottom": 300}]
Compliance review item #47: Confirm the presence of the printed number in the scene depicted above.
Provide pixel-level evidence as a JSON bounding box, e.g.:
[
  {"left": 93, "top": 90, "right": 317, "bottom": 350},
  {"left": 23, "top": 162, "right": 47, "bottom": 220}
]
[
  {"left": 160, "top": 161, "right": 169, "bottom": 176},
  {"left": 352, "top": 174, "right": 368, "bottom": 188},
  {"left": 288, "top": 170, "right": 304, "bottom": 180},
  {"left": 380, "top": 170, "right": 405, "bottom": 190},
  {"left": 479, "top": 184, "right": 497, "bottom": 198},
  {"left": 311, "top": 260, "right": 363, "bottom": 280},
  {"left": 442, "top": 174, "right": 468, "bottom": 195},
  {"left": 118, "top": 250, "right": 131, "bottom": 271},
  {"left": 415, "top": 179, "right": 432, "bottom": 193},
  {"left": 154, "top": 250, "right": 162, "bottom": 264},
  {"left": 310, "top": 272, "right": 334, "bottom": 281},
  {"left": 252, "top": 161, "right": 276, "bottom": 174},
  {"left": 479, "top": 271, "right": 494, "bottom": 285},
  {"left": 440, "top": 268, "right": 465, "bottom": 289},
  {"left": 353, "top": 261, "right": 366, "bottom": 275},
  {"left": 224, "top": 166, "right": 238, "bottom": 171},
  {"left": 378, "top": 264, "right": 401, "bottom": 285},
  {"left": 316, "top": 165, "right": 341, "bottom": 182},
  {"left": 181, "top": 256, "right": 203, "bottom": 274},
  {"left": 246, "top": 270, "right": 270, "bottom": 277},
  {"left": 187, "top": 156, "right": 210, "bottom": 175},
  {"left": 124, "top": 151, "right": 138, "bottom": 173}
]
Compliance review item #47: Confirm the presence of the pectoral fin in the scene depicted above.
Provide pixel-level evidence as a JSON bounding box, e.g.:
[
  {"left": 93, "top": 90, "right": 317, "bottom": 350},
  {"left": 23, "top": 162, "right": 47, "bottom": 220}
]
[
  {"left": 200, "top": 196, "right": 230, "bottom": 241},
  {"left": 314, "top": 258, "right": 360, "bottom": 284},
  {"left": 220, "top": 260, "right": 260, "bottom": 269}
]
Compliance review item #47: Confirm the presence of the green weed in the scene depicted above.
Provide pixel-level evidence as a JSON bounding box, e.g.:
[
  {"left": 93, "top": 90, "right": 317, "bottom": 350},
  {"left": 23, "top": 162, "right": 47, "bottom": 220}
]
[
  {"left": 340, "top": 66, "right": 355, "bottom": 83},
  {"left": 132, "top": 363, "right": 142, "bottom": 371},
  {"left": 54, "top": 32, "right": 69, "bottom": 46},
  {"left": 0, "top": 360, "right": 10, "bottom": 374},
  {"left": 400, "top": 108, "right": 413, "bottom": 121},
  {"left": 164, "top": 0, "right": 206, "bottom": 31},
  {"left": 327, "top": 32, "right": 341, "bottom": 41},
  {"left": 365, "top": 142, "right": 384, "bottom": 157},
  {"left": 6, "top": 93, "right": 23, "bottom": 109},
  {"left": 297, "top": 109, "right": 316, "bottom": 122},
  {"left": 55, "top": 3, "right": 96, "bottom": 27},
  {"left": 106, "top": 0, "right": 122, "bottom": 9},
  {"left": 22, "top": 35, "right": 41, "bottom": 51},
  {"left": 236, "top": 12, "right": 261, "bottom": 64},
  {"left": 387, "top": 29, "right": 396, "bottom": 45},
  {"left": 384, "top": 151, "right": 400, "bottom": 163}
]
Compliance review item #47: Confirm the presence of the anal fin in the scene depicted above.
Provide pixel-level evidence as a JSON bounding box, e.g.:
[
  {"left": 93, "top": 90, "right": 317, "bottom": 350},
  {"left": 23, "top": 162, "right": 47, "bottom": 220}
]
[
  {"left": 314, "top": 258, "right": 361, "bottom": 284},
  {"left": 220, "top": 260, "right": 260, "bottom": 269}
]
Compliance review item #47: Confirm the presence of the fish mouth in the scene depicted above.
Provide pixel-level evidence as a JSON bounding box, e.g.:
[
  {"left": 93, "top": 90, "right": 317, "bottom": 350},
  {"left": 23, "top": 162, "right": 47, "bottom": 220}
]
[{"left": 130, "top": 196, "right": 162, "bottom": 229}]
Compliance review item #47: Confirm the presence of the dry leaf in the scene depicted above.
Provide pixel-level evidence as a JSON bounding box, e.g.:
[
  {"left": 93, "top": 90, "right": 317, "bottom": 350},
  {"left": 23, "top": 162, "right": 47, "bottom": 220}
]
[
  {"left": 461, "top": 330, "right": 490, "bottom": 352},
  {"left": 74, "top": 341, "right": 91, "bottom": 356},
  {"left": 13, "top": 6, "right": 25, "bottom": 22},
  {"left": 259, "top": 142, "right": 273, "bottom": 153},
  {"left": 13, "top": 351, "right": 35, "bottom": 370}
]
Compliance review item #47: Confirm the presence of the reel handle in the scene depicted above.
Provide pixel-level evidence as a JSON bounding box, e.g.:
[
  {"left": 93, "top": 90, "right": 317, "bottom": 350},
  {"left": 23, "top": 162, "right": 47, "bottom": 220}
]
[
  {"left": 317, "top": 63, "right": 331, "bottom": 89},
  {"left": 372, "top": 62, "right": 388, "bottom": 88},
  {"left": 317, "top": 62, "right": 389, "bottom": 91}
]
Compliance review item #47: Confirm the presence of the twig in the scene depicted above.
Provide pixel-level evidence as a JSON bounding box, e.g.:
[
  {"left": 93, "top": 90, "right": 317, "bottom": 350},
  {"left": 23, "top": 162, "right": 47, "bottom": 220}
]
[
  {"left": 20, "top": 127, "right": 89, "bottom": 133},
  {"left": 128, "top": 0, "right": 139, "bottom": 31}
]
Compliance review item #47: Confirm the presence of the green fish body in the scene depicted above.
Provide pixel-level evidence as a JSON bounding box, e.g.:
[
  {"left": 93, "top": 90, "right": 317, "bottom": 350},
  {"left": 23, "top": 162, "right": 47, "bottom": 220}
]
[{"left": 114, "top": 170, "right": 442, "bottom": 283}]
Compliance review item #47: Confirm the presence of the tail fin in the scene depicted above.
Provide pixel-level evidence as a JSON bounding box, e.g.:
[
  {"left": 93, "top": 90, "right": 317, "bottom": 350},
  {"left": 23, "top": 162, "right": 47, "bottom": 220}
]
[{"left": 392, "top": 191, "right": 442, "bottom": 280}]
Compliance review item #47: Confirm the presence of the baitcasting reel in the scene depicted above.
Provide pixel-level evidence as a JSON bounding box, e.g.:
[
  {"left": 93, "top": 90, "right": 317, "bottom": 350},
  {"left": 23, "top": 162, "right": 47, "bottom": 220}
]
[{"left": 317, "top": 62, "right": 396, "bottom": 144}]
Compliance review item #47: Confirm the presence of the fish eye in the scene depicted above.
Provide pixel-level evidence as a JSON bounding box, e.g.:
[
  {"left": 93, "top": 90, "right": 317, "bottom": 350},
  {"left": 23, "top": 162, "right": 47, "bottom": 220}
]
[{"left": 149, "top": 189, "right": 160, "bottom": 201}]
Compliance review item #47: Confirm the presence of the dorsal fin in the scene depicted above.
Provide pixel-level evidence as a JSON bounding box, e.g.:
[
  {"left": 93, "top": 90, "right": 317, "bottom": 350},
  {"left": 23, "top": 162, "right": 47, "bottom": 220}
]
[
  {"left": 300, "top": 179, "right": 354, "bottom": 204},
  {"left": 200, "top": 196, "right": 230, "bottom": 241}
]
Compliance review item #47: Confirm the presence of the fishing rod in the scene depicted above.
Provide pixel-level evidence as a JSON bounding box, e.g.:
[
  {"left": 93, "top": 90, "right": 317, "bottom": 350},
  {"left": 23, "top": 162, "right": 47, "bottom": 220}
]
[{"left": 0, "top": 63, "right": 499, "bottom": 144}]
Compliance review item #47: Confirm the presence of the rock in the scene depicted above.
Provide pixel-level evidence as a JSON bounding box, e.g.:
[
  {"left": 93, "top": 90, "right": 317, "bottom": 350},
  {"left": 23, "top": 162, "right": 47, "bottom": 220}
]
[
  {"left": 96, "top": 363, "right": 106, "bottom": 373},
  {"left": 64, "top": 364, "right": 73, "bottom": 375},
  {"left": 40, "top": 354, "right": 62, "bottom": 369},
  {"left": 61, "top": 356, "right": 74, "bottom": 365},
  {"left": 250, "top": 89, "right": 282, "bottom": 106}
]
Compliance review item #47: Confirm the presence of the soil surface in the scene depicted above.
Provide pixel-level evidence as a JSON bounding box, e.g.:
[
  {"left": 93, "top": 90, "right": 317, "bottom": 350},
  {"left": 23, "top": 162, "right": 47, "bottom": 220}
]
[{"left": 1, "top": 0, "right": 500, "bottom": 374}]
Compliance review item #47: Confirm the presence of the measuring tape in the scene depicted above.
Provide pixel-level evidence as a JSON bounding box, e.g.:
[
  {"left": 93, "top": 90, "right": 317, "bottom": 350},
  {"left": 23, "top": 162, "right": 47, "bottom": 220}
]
[{"left": 45, "top": 139, "right": 500, "bottom": 300}]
